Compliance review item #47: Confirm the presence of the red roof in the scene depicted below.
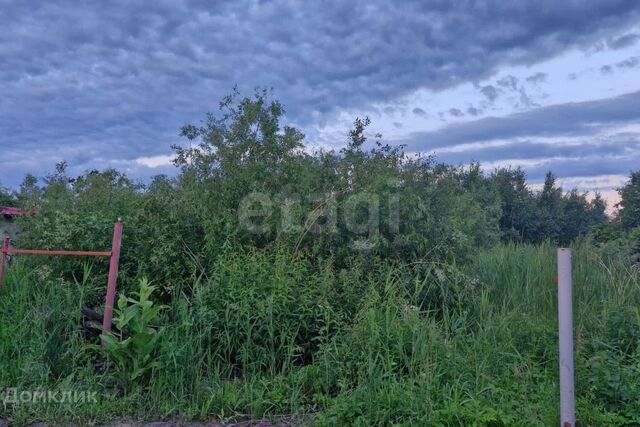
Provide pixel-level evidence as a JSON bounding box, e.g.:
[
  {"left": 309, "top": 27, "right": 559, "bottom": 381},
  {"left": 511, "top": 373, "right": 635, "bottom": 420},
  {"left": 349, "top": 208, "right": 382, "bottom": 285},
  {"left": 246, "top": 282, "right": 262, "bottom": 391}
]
[{"left": 1, "top": 207, "right": 37, "bottom": 216}]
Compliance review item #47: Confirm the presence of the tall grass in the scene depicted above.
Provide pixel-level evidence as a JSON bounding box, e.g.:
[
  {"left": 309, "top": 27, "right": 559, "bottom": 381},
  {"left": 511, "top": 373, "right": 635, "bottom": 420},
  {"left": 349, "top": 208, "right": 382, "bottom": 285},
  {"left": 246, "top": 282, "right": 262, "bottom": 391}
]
[{"left": 1, "top": 242, "right": 639, "bottom": 425}]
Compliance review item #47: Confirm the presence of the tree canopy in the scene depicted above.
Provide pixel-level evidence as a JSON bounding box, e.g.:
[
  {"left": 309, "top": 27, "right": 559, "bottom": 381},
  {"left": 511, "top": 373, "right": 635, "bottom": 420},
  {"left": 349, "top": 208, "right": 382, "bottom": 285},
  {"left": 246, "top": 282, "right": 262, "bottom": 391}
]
[{"left": 10, "top": 90, "right": 625, "bottom": 292}]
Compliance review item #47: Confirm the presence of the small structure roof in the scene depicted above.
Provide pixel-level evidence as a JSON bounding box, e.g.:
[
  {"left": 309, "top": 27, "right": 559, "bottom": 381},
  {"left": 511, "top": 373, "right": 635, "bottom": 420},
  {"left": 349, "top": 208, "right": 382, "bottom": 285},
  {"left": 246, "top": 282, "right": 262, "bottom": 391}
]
[{"left": 0, "top": 207, "right": 37, "bottom": 217}]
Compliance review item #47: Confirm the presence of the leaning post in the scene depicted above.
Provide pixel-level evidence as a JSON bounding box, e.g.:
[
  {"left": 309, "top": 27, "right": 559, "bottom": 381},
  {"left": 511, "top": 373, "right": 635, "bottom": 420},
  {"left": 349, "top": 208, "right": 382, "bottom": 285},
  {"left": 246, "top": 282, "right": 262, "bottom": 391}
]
[
  {"left": 101, "top": 219, "right": 123, "bottom": 348},
  {"left": 557, "top": 248, "right": 575, "bottom": 427}
]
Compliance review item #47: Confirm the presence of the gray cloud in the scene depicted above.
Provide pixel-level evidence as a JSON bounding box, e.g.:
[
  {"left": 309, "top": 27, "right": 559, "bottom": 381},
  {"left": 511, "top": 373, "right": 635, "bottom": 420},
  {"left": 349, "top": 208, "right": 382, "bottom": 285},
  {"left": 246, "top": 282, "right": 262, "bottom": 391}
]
[
  {"left": 478, "top": 74, "right": 538, "bottom": 108},
  {"left": 525, "top": 155, "right": 640, "bottom": 182},
  {"left": 399, "top": 91, "right": 640, "bottom": 150},
  {"left": 497, "top": 75, "right": 519, "bottom": 91},
  {"left": 616, "top": 56, "right": 640, "bottom": 69},
  {"left": 479, "top": 85, "right": 500, "bottom": 102},
  {"left": 437, "top": 134, "right": 640, "bottom": 166},
  {"left": 466, "top": 106, "right": 482, "bottom": 116},
  {"left": 412, "top": 107, "right": 427, "bottom": 117},
  {"left": 399, "top": 92, "right": 640, "bottom": 186},
  {"left": 448, "top": 108, "right": 464, "bottom": 117},
  {"left": 2, "top": 0, "right": 640, "bottom": 186},
  {"left": 525, "top": 72, "right": 547, "bottom": 84},
  {"left": 607, "top": 32, "right": 640, "bottom": 49}
]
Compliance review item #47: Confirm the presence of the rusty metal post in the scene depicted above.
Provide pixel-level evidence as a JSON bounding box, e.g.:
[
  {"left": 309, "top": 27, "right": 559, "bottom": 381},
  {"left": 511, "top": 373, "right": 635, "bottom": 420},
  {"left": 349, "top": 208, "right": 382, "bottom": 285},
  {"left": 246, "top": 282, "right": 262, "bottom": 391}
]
[
  {"left": 101, "top": 220, "right": 123, "bottom": 347},
  {"left": 0, "top": 237, "right": 9, "bottom": 289}
]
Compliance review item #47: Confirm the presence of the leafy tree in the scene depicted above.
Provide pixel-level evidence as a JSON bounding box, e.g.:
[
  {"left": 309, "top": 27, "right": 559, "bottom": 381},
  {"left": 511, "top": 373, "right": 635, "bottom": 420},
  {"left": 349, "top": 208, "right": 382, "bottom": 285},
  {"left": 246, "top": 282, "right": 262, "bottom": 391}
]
[
  {"left": 490, "top": 167, "right": 537, "bottom": 242},
  {"left": 588, "top": 193, "right": 608, "bottom": 226},
  {"left": 0, "top": 183, "right": 14, "bottom": 206},
  {"left": 535, "top": 172, "right": 564, "bottom": 242},
  {"left": 488, "top": 169, "right": 605, "bottom": 245},
  {"left": 560, "top": 189, "right": 592, "bottom": 245},
  {"left": 16, "top": 174, "right": 41, "bottom": 209},
  {"left": 173, "top": 88, "right": 307, "bottom": 251},
  {"left": 618, "top": 171, "right": 640, "bottom": 230}
]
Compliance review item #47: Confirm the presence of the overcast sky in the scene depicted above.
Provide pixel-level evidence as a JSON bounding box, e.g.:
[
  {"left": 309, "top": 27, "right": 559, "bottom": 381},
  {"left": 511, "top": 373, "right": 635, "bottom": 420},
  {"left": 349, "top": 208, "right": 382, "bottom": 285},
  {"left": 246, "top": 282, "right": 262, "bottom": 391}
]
[{"left": 1, "top": 1, "right": 639, "bottom": 205}]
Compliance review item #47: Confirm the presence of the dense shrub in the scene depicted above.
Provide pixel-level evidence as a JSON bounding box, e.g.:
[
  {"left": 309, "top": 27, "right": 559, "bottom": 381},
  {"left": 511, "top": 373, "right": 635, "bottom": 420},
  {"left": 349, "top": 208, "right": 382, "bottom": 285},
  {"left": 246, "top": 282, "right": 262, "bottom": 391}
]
[{"left": 11, "top": 90, "right": 619, "bottom": 299}]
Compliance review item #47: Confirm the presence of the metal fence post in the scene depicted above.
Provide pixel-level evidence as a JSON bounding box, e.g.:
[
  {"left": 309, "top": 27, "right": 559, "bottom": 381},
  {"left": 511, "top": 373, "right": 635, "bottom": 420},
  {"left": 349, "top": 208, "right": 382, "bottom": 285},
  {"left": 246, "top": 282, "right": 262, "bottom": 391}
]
[
  {"left": 0, "top": 237, "right": 9, "bottom": 289},
  {"left": 558, "top": 248, "right": 575, "bottom": 427},
  {"left": 101, "top": 220, "right": 123, "bottom": 347}
]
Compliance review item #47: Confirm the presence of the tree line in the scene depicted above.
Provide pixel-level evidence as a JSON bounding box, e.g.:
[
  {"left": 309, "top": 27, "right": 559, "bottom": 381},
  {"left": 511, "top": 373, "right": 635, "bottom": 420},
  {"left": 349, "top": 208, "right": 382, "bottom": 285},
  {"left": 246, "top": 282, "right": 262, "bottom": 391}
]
[{"left": 0, "top": 90, "right": 638, "bottom": 291}]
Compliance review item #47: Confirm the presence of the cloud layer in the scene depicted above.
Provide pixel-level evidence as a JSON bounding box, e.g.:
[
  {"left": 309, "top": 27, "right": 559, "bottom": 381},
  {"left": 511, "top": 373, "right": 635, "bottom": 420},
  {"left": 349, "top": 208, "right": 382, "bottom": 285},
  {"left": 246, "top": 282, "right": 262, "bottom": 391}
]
[{"left": 401, "top": 91, "right": 640, "bottom": 150}]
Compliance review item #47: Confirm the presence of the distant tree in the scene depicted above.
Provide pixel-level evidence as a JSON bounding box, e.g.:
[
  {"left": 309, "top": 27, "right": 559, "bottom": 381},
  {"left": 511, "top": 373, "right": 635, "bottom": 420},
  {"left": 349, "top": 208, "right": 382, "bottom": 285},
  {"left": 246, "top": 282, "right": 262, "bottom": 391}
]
[
  {"left": 457, "top": 162, "right": 502, "bottom": 246},
  {"left": 588, "top": 193, "right": 608, "bottom": 226},
  {"left": 0, "top": 183, "right": 14, "bottom": 206},
  {"left": 16, "top": 174, "right": 41, "bottom": 209},
  {"left": 618, "top": 171, "right": 640, "bottom": 230},
  {"left": 490, "top": 167, "right": 537, "bottom": 242},
  {"left": 535, "top": 172, "right": 564, "bottom": 242},
  {"left": 559, "top": 189, "right": 592, "bottom": 244}
]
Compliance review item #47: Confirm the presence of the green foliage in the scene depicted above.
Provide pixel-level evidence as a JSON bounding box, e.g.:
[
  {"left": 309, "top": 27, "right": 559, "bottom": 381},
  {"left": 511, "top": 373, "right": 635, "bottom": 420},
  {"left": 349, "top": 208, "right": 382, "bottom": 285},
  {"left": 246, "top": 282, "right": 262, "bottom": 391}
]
[
  {"left": 618, "top": 171, "right": 640, "bottom": 230},
  {"left": 590, "top": 222, "right": 626, "bottom": 244},
  {"left": 101, "top": 278, "right": 167, "bottom": 389},
  {"left": 2, "top": 242, "right": 640, "bottom": 424},
  {"left": 3, "top": 90, "right": 639, "bottom": 425},
  {"left": 490, "top": 167, "right": 537, "bottom": 242},
  {"left": 589, "top": 223, "right": 640, "bottom": 265},
  {"left": 191, "top": 246, "right": 345, "bottom": 376},
  {"left": 12, "top": 91, "right": 613, "bottom": 300},
  {"left": 11, "top": 90, "right": 506, "bottom": 296},
  {"left": 629, "top": 227, "right": 640, "bottom": 262},
  {"left": 536, "top": 172, "right": 564, "bottom": 242},
  {"left": 490, "top": 169, "right": 608, "bottom": 244},
  {"left": 0, "top": 182, "right": 14, "bottom": 206}
]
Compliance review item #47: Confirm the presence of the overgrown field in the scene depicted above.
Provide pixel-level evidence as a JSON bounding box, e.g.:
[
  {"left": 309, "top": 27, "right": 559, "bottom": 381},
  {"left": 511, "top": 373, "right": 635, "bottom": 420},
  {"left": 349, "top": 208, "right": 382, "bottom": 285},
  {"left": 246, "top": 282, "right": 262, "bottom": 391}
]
[
  {"left": 1, "top": 242, "right": 639, "bottom": 425},
  {"left": 2, "top": 91, "right": 640, "bottom": 425}
]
